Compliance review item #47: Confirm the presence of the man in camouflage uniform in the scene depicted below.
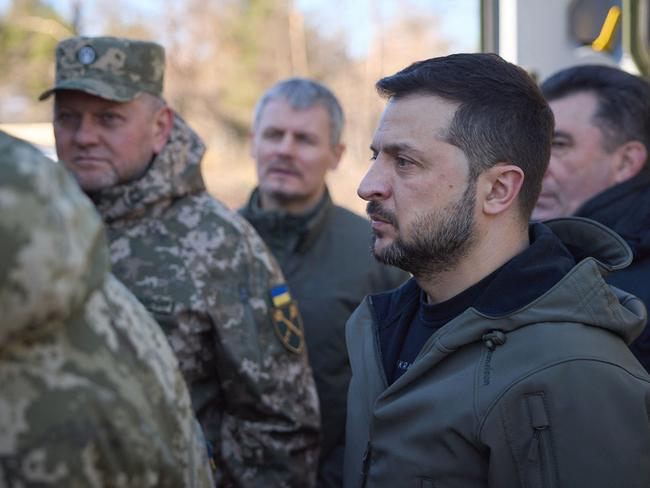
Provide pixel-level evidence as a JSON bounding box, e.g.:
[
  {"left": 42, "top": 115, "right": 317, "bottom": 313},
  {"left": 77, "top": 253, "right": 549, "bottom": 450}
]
[
  {"left": 0, "top": 130, "right": 214, "bottom": 487},
  {"left": 41, "top": 36, "right": 320, "bottom": 487}
]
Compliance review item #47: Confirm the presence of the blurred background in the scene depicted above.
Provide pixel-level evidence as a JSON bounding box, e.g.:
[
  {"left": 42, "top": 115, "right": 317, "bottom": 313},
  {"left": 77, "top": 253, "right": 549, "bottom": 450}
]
[
  {"left": 0, "top": 0, "right": 479, "bottom": 214},
  {"left": 2, "top": 0, "right": 644, "bottom": 213}
]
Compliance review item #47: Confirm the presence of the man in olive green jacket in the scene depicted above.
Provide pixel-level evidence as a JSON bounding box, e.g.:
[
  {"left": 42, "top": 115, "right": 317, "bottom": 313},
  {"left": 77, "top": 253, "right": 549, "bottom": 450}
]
[
  {"left": 241, "top": 78, "right": 407, "bottom": 487},
  {"left": 345, "top": 53, "right": 650, "bottom": 487}
]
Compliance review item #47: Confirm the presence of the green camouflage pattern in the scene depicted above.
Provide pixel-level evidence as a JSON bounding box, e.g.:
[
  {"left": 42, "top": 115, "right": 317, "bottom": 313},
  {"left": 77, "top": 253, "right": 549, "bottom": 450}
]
[
  {"left": 0, "top": 131, "right": 213, "bottom": 487},
  {"left": 89, "top": 114, "right": 321, "bottom": 487},
  {"left": 39, "top": 36, "right": 165, "bottom": 102}
]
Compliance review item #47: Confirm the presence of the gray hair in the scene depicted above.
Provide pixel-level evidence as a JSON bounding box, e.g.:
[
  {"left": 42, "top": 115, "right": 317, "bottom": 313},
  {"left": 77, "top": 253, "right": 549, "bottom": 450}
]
[{"left": 253, "top": 78, "right": 344, "bottom": 147}]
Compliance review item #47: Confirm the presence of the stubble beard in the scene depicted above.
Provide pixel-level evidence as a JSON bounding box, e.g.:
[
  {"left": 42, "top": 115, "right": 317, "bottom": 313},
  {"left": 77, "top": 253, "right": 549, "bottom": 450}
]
[{"left": 369, "top": 180, "right": 477, "bottom": 279}]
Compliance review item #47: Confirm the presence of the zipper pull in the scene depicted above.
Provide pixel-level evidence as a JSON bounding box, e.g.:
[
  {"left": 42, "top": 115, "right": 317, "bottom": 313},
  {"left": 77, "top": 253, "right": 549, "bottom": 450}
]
[
  {"left": 527, "top": 430, "right": 541, "bottom": 461},
  {"left": 482, "top": 330, "right": 506, "bottom": 351},
  {"left": 526, "top": 394, "right": 550, "bottom": 462}
]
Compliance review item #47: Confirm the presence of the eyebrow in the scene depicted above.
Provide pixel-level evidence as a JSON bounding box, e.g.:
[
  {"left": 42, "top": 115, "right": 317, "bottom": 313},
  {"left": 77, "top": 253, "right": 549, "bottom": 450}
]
[
  {"left": 263, "top": 125, "right": 319, "bottom": 138},
  {"left": 369, "top": 142, "right": 431, "bottom": 162},
  {"left": 553, "top": 130, "right": 573, "bottom": 139}
]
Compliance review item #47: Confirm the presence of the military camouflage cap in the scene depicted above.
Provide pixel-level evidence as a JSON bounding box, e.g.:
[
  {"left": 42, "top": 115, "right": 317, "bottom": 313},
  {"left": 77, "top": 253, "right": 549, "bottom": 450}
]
[{"left": 39, "top": 36, "right": 165, "bottom": 102}]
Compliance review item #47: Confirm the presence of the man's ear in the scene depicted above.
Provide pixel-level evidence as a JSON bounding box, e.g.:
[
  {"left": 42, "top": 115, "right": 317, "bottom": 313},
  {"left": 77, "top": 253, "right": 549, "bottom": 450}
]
[
  {"left": 248, "top": 131, "right": 255, "bottom": 158},
  {"left": 152, "top": 106, "right": 174, "bottom": 154},
  {"left": 329, "top": 143, "right": 345, "bottom": 171},
  {"left": 480, "top": 164, "right": 525, "bottom": 216},
  {"left": 613, "top": 140, "right": 647, "bottom": 183}
]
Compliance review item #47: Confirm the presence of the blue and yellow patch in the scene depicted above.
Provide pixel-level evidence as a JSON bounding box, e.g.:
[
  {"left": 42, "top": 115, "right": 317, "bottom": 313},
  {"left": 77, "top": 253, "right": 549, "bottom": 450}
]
[{"left": 270, "top": 284, "right": 304, "bottom": 354}]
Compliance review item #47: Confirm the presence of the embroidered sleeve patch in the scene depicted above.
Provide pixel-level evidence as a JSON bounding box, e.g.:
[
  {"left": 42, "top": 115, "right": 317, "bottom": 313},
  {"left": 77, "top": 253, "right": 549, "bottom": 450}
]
[
  {"left": 271, "top": 284, "right": 291, "bottom": 307},
  {"left": 270, "top": 285, "right": 304, "bottom": 354}
]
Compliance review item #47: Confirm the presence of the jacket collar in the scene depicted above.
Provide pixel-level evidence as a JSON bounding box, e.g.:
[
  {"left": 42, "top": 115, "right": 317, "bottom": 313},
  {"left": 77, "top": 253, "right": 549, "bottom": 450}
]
[
  {"left": 90, "top": 112, "right": 206, "bottom": 223},
  {"left": 240, "top": 187, "right": 333, "bottom": 257},
  {"left": 576, "top": 168, "right": 650, "bottom": 219},
  {"left": 575, "top": 169, "right": 650, "bottom": 258},
  {"left": 366, "top": 217, "right": 645, "bottom": 394},
  {"left": 371, "top": 218, "right": 644, "bottom": 355}
]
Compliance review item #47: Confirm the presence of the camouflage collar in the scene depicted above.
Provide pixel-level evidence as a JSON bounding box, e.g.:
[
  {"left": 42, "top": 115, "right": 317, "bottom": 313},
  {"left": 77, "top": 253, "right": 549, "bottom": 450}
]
[{"left": 91, "top": 113, "right": 206, "bottom": 223}]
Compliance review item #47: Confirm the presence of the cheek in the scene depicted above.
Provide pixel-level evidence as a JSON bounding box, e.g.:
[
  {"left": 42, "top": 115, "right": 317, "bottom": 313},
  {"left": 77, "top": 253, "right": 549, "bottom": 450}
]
[
  {"left": 113, "top": 131, "right": 155, "bottom": 173},
  {"left": 54, "top": 128, "right": 72, "bottom": 155},
  {"left": 549, "top": 155, "right": 581, "bottom": 188},
  {"left": 254, "top": 144, "right": 276, "bottom": 167}
]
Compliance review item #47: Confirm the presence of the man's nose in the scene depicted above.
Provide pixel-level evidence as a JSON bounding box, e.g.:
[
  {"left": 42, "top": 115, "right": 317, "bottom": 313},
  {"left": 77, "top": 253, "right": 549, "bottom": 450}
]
[
  {"left": 358, "top": 157, "right": 392, "bottom": 202},
  {"left": 73, "top": 115, "right": 100, "bottom": 146},
  {"left": 276, "top": 133, "right": 297, "bottom": 157},
  {"left": 543, "top": 154, "right": 559, "bottom": 180}
]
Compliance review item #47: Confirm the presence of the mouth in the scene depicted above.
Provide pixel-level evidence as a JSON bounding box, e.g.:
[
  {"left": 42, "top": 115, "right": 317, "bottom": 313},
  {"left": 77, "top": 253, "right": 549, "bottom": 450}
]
[
  {"left": 366, "top": 201, "right": 398, "bottom": 234},
  {"left": 266, "top": 164, "right": 301, "bottom": 178},
  {"left": 536, "top": 193, "right": 555, "bottom": 205},
  {"left": 368, "top": 214, "right": 391, "bottom": 225},
  {"left": 72, "top": 156, "right": 108, "bottom": 166}
]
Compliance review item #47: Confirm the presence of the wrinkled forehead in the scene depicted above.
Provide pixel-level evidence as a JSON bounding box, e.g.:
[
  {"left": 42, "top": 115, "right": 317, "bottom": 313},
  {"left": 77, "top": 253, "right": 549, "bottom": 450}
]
[{"left": 257, "top": 98, "right": 332, "bottom": 133}]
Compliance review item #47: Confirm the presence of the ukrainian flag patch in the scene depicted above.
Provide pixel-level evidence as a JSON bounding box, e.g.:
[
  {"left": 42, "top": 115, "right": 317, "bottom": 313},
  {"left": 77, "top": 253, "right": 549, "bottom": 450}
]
[
  {"left": 271, "top": 284, "right": 292, "bottom": 307},
  {"left": 270, "top": 284, "right": 304, "bottom": 354}
]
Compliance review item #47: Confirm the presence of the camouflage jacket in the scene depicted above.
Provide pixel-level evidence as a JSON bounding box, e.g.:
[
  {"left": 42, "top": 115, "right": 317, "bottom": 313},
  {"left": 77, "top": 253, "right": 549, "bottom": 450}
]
[
  {"left": 0, "top": 131, "right": 213, "bottom": 487},
  {"left": 89, "top": 115, "right": 321, "bottom": 487}
]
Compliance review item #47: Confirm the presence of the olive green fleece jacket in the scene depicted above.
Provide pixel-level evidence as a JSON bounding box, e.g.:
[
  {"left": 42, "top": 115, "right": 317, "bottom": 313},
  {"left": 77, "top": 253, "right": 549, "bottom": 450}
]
[{"left": 345, "top": 218, "right": 650, "bottom": 488}]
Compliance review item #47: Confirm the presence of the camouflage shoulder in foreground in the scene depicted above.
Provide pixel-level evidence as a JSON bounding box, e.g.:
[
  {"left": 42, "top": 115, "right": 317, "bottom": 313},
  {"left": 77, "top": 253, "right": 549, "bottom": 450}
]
[
  {"left": 96, "top": 115, "right": 321, "bottom": 487},
  {"left": 0, "top": 131, "right": 213, "bottom": 487}
]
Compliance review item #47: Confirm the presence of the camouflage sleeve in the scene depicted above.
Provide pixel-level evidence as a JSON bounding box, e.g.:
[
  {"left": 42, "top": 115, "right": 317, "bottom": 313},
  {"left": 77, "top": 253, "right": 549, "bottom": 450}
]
[
  {"left": 207, "top": 216, "right": 321, "bottom": 488},
  {"left": 0, "top": 131, "right": 213, "bottom": 487},
  {"left": 1, "top": 277, "right": 214, "bottom": 487}
]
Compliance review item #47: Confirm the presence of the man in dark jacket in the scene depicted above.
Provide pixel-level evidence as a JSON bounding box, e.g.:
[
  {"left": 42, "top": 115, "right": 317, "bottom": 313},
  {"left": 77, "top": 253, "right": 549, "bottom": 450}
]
[
  {"left": 241, "top": 78, "right": 407, "bottom": 487},
  {"left": 345, "top": 53, "right": 650, "bottom": 488},
  {"left": 533, "top": 65, "right": 650, "bottom": 372}
]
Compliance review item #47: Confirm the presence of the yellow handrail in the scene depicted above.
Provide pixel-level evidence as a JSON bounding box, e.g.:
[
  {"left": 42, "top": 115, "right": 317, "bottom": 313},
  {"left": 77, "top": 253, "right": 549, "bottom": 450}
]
[{"left": 592, "top": 5, "right": 622, "bottom": 52}]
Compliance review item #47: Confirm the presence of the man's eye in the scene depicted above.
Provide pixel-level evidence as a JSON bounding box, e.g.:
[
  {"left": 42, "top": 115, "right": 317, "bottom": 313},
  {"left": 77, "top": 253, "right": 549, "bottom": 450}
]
[
  {"left": 263, "top": 130, "right": 283, "bottom": 140},
  {"left": 297, "top": 135, "right": 317, "bottom": 145},
  {"left": 396, "top": 157, "right": 412, "bottom": 168},
  {"left": 100, "top": 113, "right": 119, "bottom": 124},
  {"left": 55, "top": 112, "right": 76, "bottom": 124},
  {"left": 551, "top": 139, "right": 570, "bottom": 149}
]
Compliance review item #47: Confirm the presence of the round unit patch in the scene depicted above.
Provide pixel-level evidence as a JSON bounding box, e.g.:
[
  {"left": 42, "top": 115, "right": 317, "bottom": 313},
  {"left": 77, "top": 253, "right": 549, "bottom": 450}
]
[{"left": 77, "top": 46, "right": 96, "bottom": 65}]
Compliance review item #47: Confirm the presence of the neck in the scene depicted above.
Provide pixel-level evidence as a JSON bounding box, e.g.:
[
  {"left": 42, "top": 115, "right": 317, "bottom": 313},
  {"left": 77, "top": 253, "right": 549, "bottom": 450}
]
[
  {"left": 259, "top": 186, "right": 326, "bottom": 215},
  {"left": 418, "top": 217, "right": 529, "bottom": 304}
]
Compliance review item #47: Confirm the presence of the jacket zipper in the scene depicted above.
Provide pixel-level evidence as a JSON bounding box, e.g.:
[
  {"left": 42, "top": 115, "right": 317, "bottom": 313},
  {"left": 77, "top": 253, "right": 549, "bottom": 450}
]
[
  {"left": 360, "top": 441, "right": 372, "bottom": 488},
  {"left": 369, "top": 296, "right": 390, "bottom": 389},
  {"left": 360, "top": 297, "right": 387, "bottom": 487},
  {"left": 526, "top": 394, "right": 555, "bottom": 488}
]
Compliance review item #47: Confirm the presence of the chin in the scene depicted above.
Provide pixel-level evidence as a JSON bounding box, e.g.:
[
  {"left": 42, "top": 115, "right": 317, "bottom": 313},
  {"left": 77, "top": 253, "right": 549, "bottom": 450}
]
[
  {"left": 370, "top": 237, "right": 390, "bottom": 260},
  {"left": 76, "top": 173, "right": 118, "bottom": 193}
]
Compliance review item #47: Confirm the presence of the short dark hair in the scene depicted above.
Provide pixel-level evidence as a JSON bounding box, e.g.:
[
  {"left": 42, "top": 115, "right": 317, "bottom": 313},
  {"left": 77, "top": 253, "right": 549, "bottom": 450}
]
[
  {"left": 376, "top": 53, "right": 554, "bottom": 220},
  {"left": 541, "top": 64, "right": 650, "bottom": 155}
]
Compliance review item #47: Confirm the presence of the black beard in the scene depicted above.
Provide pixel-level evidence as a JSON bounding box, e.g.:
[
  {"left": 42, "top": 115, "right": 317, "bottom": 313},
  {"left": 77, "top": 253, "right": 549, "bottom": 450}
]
[{"left": 370, "top": 180, "right": 477, "bottom": 279}]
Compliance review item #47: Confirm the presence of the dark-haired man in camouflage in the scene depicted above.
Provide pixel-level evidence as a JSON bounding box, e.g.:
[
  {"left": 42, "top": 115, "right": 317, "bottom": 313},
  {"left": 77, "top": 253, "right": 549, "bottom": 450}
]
[
  {"left": 0, "top": 130, "right": 214, "bottom": 487},
  {"left": 42, "top": 36, "right": 320, "bottom": 487}
]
